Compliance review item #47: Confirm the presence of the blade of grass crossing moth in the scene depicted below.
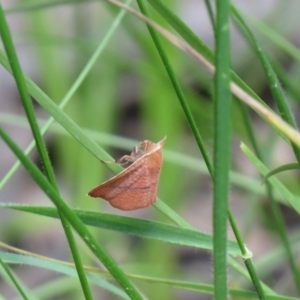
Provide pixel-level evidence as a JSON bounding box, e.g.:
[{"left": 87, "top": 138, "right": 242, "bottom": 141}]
[{"left": 0, "top": 126, "right": 143, "bottom": 300}]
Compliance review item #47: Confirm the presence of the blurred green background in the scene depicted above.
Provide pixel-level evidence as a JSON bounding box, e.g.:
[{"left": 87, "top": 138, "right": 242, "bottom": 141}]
[{"left": 1, "top": 0, "right": 300, "bottom": 299}]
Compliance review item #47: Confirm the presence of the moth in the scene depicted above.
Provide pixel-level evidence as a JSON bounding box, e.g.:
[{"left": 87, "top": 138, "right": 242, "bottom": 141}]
[{"left": 88, "top": 137, "right": 166, "bottom": 210}]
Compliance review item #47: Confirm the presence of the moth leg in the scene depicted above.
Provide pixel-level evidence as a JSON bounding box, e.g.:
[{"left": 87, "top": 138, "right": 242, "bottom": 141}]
[
  {"left": 130, "top": 146, "right": 139, "bottom": 156},
  {"left": 116, "top": 155, "right": 136, "bottom": 165}
]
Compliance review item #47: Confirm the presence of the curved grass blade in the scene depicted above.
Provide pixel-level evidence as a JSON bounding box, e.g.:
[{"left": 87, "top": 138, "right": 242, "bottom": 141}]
[
  {"left": 262, "top": 163, "right": 300, "bottom": 184},
  {"left": 241, "top": 143, "right": 300, "bottom": 215}
]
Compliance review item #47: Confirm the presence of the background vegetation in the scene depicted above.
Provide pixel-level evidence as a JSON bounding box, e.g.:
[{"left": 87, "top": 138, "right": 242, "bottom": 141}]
[{"left": 1, "top": 0, "right": 300, "bottom": 299}]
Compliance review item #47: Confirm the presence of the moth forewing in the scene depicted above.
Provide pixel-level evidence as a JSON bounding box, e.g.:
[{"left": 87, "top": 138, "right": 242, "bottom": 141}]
[{"left": 88, "top": 137, "right": 166, "bottom": 210}]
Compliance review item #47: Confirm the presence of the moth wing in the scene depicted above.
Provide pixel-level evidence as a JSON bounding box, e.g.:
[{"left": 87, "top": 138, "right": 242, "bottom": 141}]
[
  {"left": 148, "top": 150, "right": 163, "bottom": 204},
  {"left": 149, "top": 170, "right": 161, "bottom": 204},
  {"left": 88, "top": 159, "right": 152, "bottom": 210}
]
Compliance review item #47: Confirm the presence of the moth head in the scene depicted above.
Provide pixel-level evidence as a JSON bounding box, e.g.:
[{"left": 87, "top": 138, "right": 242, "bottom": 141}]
[
  {"left": 126, "top": 137, "right": 166, "bottom": 164},
  {"left": 139, "top": 137, "right": 166, "bottom": 153},
  {"left": 139, "top": 140, "right": 153, "bottom": 152}
]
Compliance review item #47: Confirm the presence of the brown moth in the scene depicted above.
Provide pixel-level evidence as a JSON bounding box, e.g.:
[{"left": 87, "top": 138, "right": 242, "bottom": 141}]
[{"left": 88, "top": 137, "right": 166, "bottom": 210}]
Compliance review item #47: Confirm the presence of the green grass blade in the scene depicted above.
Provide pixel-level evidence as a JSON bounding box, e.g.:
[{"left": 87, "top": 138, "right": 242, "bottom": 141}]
[
  {"left": 135, "top": 0, "right": 213, "bottom": 175},
  {"left": 262, "top": 163, "right": 300, "bottom": 184},
  {"left": 0, "top": 204, "right": 241, "bottom": 255},
  {"left": 213, "top": 0, "right": 232, "bottom": 298},
  {"left": 0, "top": 3, "right": 134, "bottom": 294},
  {"left": 270, "top": 60, "right": 300, "bottom": 103},
  {"left": 0, "top": 48, "right": 195, "bottom": 230},
  {"left": 230, "top": 5, "right": 300, "bottom": 296},
  {"left": 0, "top": 0, "right": 130, "bottom": 191},
  {"left": 0, "top": 0, "right": 56, "bottom": 189},
  {"left": 0, "top": 4, "right": 93, "bottom": 297},
  {"left": 59, "top": 218, "right": 93, "bottom": 299},
  {"left": 0, "top": 252, "right": 130, "bottom": 300},
  {"left": 146, "top": 0, "right": 213, "bottom": 61},
  {"left": 231, "top": 5, "right": 300, "bottom": 163},
  {"left": 241, "top": 143, "right": 300, "bottom": 215},
  {"left": 240, "top": 10, "right": 300, "bottom": 63},
  {"left": 0, "top": 126, "right": 143, "bottom": 300},
  {"left": 112, "top": 0, "right": 300, "bottom": 150},
  {"left": 228, "top": 256, "right": 277, "bottom": 296},
  {"left": 5, "top": 0, "right": 89, "bottom": 14},
  {"left": 137, "top": 273, "right": 295, "bottom": 299},
  {"left": 31, "top": 277, "right": 108, "bottom": 300},
  {"left": 111, "top": 2, "right": 267, "bottom": 295},
  {"left": 242, "top": 142, "right": 300, "bottom": 294},
  {"left": 3, "top": 251, "right": 295, "bottom": 299},
  {"left": 0, "top": 258, "right": 31, "bottom": 300},
  {"left": 0, "top": 114, "right": 273, "bottom": 198},
  {"left": 204, "top": 0, "right": 215, "bottom": 30},
  {"left": 146, "top": 0, "right": 266, "bottom": 107}
]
